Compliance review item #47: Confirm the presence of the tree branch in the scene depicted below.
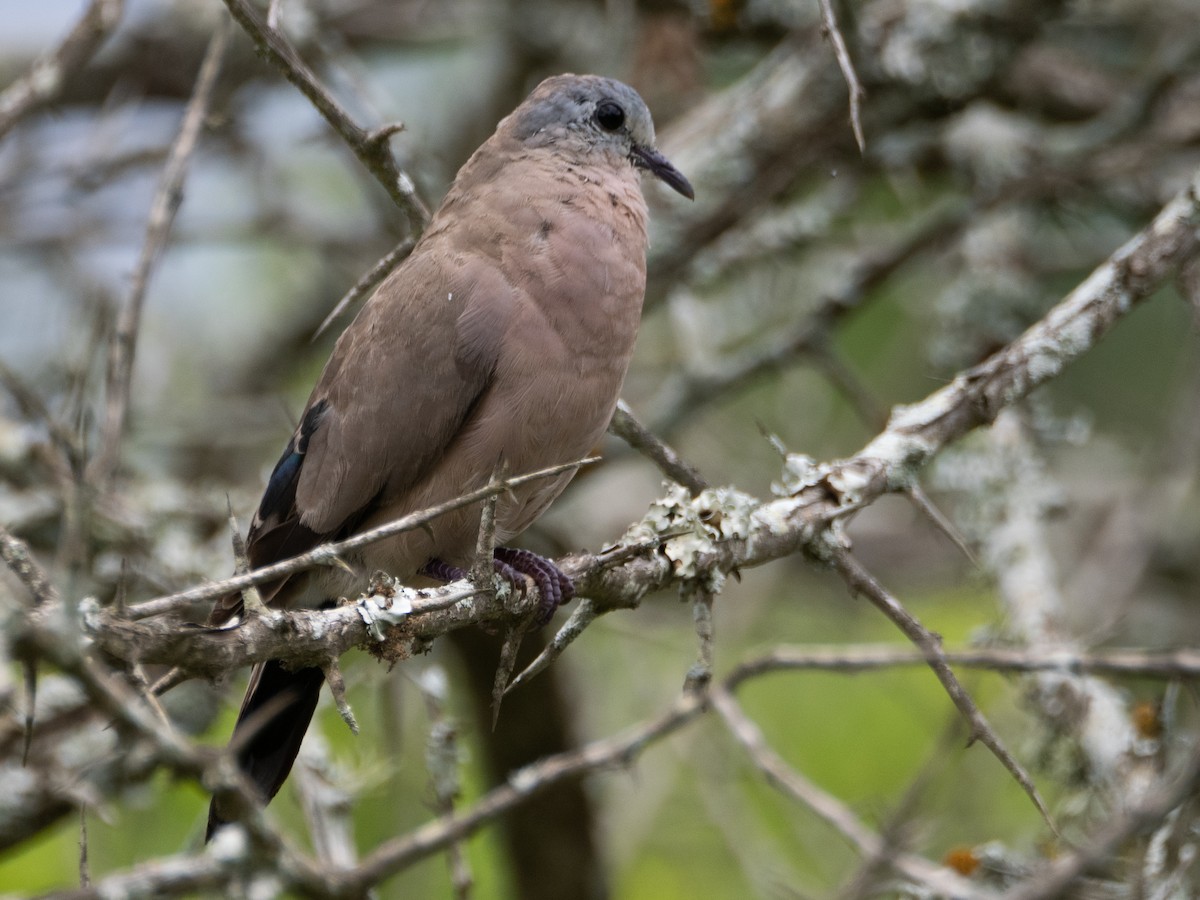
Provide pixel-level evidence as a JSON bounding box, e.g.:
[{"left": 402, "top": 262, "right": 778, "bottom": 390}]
[
  {"left": 88, "top": 18, "right": 231, "bottom": 484},
  {"left": 0, "top": 0, "right": 124, "bottom": 141},
  {"left": 66, "top": 164, "right": 1200, "bottom": 682},
  {"left": 220, "top": 0, "right": 429, "bottom": 229}
]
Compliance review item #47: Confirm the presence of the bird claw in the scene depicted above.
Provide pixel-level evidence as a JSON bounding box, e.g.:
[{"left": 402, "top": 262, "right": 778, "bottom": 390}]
[
  {"left": 420, "top": 549, "right": 574, "bottom": 627},
  {"left": 493, "top": 547, "right": 574, "bottom": 626}
]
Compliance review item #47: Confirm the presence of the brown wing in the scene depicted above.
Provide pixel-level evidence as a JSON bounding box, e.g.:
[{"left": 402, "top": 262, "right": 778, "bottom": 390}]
[{"left": 209, "top": 249, "right": 513, "bottom": 625}]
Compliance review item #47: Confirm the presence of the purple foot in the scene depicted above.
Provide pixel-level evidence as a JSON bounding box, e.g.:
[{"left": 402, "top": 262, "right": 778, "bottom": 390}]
[
  {"left": 419, "top": 558, "right": 468, "bottom": 583},
  {"left": 493, "top": 547, "right": 575, "bottom": 626},
  {"left": 419, "top": 549, "right": 574, "bottom": 627}
]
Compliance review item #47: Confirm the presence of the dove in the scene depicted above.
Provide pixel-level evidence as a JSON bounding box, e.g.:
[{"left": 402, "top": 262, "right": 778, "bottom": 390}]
[{"left": 206, "top": 73, "right": 693, "bottom": 839}]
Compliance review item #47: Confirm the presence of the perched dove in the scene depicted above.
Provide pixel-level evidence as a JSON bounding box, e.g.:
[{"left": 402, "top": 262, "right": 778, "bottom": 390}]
[{"left": 206, "top": 73, "right": 693, "bottom": 839}]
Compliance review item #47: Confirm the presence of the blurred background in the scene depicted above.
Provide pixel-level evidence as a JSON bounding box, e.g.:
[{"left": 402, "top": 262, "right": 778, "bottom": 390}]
[{"left": 2, "top": 0, "right": 1200, "bottom": 896}]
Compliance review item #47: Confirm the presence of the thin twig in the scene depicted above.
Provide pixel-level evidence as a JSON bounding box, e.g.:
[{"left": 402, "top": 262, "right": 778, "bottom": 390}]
[
  {"left": 88, "top": 18, "right": 231, "bottom": 484},
  {"left": 323, "top": 659, "right": 358, "bottom": 736},
  {"left": 711, "top": 686, "right": 992, "bottom": 899},
  {"left": 685, "top": 587, "right": 715, "bottom": 692},
  {"left": 727, "top": 643, "right": 1200, "bottom": 682},
  {"left": 127, "top": 456, "right": 597, "bottom": 620},
  {"left": 347, "top": 688, "right": 709, "bottom": 891},
  {"left": 471, "top": 463, "right": 503, "bottom": 591},
  {"left": 816, "top": 0, "right": 866, "bottom": 152},
  {"left": 832, "top": 549, "right": 1056, "bottom": 835},
  {"left": 807, "top": 342, "right": 978, "bottom": 565},
  {"left": 313, "top": 238, "right": 415, "bottom": 340},
  {"left": 490, "top": 625, "right": 525, "bottom": 731},
  {"left": 0, "top": 0, "right": 125, "bottom": 141},
  {"left": 504, "top": 598, "right": 598, "bottom": 695}
]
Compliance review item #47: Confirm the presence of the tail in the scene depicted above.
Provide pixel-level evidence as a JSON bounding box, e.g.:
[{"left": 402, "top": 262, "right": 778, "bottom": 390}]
[{"left": 205, "top": 661, "right": 325, "bottom": 841}]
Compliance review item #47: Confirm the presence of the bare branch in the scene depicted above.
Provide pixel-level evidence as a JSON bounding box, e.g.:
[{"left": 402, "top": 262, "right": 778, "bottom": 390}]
[
  {"left": 126, "top": 456, "right": 597, "bottom": 620},
  {"left": 711, "top": 686, "right": 992, "bottom": 899},
  {"left": 0, "top": 524, "right": 59, "bottom": 607},
  {"left": 610, "top": 400, "right": 707, "bottom": 494},
  {"left": 345, "top": 688, "right": 708, "bottom": 891},
  {"left": 0, "top": 0, "right": 124, "bottom": 142},
  {"left": 88, "top": 19, "right": 231, "bottom": 484},
  {"left": 727, "top": 643, "right": 1200, "bottom": 682},
  {"left": 220, "top": 0, "right": 429, "bottom": 228},
  {"left": 832, "top": 549, "right": 1056, "bottom": 834}
]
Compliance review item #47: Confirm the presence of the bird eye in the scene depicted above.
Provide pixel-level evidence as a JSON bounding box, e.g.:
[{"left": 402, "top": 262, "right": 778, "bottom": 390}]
[{"left": 595, "top": 101, "right": 625, "bottom": 131}]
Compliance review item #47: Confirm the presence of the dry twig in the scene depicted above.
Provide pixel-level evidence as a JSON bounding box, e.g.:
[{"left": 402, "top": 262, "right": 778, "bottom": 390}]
[
  {"left": 817, "top": 0, "right": 867, "bottom": 152},
  {"left": 312, "top": 238, "right": 415, "bottom": 340},
  {"left": 833, "top": 550, "right": 1054, "bottom": 832}
]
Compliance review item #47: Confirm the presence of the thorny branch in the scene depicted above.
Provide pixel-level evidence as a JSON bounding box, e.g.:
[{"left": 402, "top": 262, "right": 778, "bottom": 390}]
[
  {"left": 5, "top": 2, "right": 1200, "bottom": 896},
  {"left": 1, "top": 159, "right": 1192, "bottom": 894},
  {"left": 219, "top": 0, "right": 429, "bottom": 230},
  {"left": 124, "top": 456, "right": 596, "bottom": 621},
  {"left": 37, "top": 159, "right": 1200, "bottom": 700},
  {"left": 832, "top": 549, "right": 1055, "bottom": 831}
]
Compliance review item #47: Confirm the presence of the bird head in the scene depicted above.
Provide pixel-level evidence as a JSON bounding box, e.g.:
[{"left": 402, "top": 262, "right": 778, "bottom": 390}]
[{"left": 506, "top": 74, "right": 694, "bottom": 200}]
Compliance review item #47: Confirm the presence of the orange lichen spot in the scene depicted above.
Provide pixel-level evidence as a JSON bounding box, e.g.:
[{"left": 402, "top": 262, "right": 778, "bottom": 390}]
[
  {"left": 943, "top": 846, "right": 981, "bottom": 877},
  {"left": 1132, "top": 700, "right": 1163, "bottom": 739},
  {"left": 710, "top": 0, "right": 741, "bottom": 31}
]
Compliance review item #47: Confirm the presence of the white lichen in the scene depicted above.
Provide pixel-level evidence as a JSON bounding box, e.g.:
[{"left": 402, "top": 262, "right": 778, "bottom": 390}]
[
  {"left": 623, "top": 483, "right": 758, "bottom": 592},
  {"left": 356, "top": 588, "right": 414, "bottom": 641}
]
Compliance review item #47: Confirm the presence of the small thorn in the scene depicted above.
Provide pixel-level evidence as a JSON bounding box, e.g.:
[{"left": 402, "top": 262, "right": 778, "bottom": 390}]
[{"left": 490, "top": 627, "right": 525, "bottom": 729}]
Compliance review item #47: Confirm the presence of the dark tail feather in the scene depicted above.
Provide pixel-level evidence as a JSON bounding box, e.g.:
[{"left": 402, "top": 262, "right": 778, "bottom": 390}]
[{"left": 205, "top": 661, "right": 324, "bottom": 842}]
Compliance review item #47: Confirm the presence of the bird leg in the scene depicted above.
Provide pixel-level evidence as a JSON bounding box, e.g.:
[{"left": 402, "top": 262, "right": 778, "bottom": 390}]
[
  {"left": 419, "top": 549, "right": 574, "bottom": 626},
  {"left": 419, "top": 558, "right": 471, "bottom": 584}
]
